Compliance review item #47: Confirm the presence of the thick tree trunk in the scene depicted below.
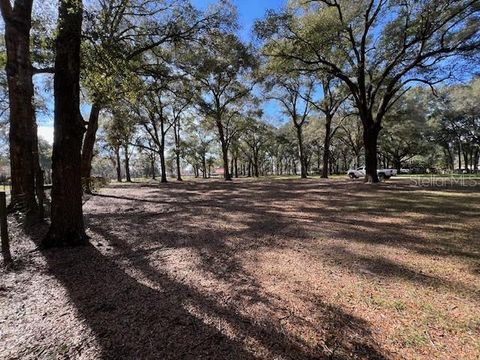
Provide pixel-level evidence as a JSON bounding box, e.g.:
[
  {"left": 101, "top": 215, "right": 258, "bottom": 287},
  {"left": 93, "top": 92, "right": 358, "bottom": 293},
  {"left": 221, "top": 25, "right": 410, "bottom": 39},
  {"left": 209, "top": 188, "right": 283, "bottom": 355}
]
[
  {"left": 81, "top": 102, "right": 101, "bottom": 192},
  {"left": 215, "top": 119, "right": 231, "bottom": 181},
  {"left": 295, "top": 126, "right": 307, "bottom": 179},
  {"left": 159, "top": 148, "right": 167, "bottom": 183},
  {"left": 221, "top": 143, "right": 231, "bottom": 181},
  {"left": 253, "top": 154, "right": 259, "bottom": 177},
  {"left": 394, "top": 157, "right": 402, "bottom": 174},
  {"left": 1, "top": 0, "right": 40, "bottom": 221},
  {"left": 321, "top": 115, "right": 332, "bottom": 179},
  {"left": 42, "top": 0, "right": 87, "bottom": 247},
  {"left": 363, "top": 124, "right": 381, "bottom": 183},
  {"left": 124, "top": 144, "right": 131, "bottom": 182}
]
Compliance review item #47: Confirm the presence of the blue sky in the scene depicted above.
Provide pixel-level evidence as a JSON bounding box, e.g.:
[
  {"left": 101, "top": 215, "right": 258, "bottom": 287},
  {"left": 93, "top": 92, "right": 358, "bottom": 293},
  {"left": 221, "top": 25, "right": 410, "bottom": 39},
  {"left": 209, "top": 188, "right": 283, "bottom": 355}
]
[
  {"left": 38, "top": 0, "right": 287, "bottom": 144},
  {"left": 192, "top": 0, "right": 287, "bottom": 125},
  {"left": 192, "top": 0, "right": 285, "bottom": 41}
]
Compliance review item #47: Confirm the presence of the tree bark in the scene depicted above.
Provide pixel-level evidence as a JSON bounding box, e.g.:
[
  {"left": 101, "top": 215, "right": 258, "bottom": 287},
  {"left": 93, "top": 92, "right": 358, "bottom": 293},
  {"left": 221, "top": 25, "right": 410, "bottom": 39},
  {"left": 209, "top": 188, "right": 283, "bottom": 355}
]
[
  {"left": 124, "top": 144, "right": 131, "bottom": 182},
  {"left": 234, "top": 156, "right": 238, "bottom": 178},
  {"left": 174, "top": 121, "right": 182, "bottom": 181},
  {"left": 363, "top": 124, "right": 381, "bottom": 183},
  {"left": 81, "top": 102, "right": 101, "bottom": 192},
  {"left": 159, "top": 121, "right": 167, "bottom": 183},
  {"left": 1, "top": 0, "right": 40, "bottom": 220},
  {"left": 42, "top": 0, "right": 87, "bottom": 247},
  {"left": 115, "top": 146, "right": 122, "bottom": 182},
  {"left": 202, "top": 154, "right": 207, "bottom": 179},
  {"left": 321, "top": 115, "right": 332, "bottom": 179},
  {"left": 221, "top": 142, "right": 231, "bottom": 181}
]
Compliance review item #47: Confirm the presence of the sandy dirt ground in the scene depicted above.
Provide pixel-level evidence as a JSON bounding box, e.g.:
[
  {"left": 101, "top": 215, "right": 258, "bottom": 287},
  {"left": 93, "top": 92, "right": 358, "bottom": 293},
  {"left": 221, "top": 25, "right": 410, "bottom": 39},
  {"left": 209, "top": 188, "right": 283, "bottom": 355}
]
[{"left": 1, "top": 178, "right": 479, "bottom": 359}]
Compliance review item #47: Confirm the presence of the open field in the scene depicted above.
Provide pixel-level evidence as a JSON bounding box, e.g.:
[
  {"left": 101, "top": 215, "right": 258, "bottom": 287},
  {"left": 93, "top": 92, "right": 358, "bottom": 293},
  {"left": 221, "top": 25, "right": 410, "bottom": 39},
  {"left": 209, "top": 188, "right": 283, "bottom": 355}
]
[{"left": 1, "top": 178, "right": 479, "bottom": 359}]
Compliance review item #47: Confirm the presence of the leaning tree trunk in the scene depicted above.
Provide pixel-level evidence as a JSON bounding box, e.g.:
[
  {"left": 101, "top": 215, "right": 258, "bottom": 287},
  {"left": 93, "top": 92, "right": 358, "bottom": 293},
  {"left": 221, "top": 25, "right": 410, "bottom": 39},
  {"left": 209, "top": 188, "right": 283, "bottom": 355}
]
[
  {"left": 1, "top": 0, "right": 40, "bottom": 221},
  {"left": 321, "top": 115, "right": 332, "bottom": 179},
  {"left": 363, "top": 123, "right": 381, "bottom": 183},
  {"left": 42, "top": 0, "right": 87, "bottom": 247},
  {"left": 81, "top": 102, "right": 101, "bottom": 193}
]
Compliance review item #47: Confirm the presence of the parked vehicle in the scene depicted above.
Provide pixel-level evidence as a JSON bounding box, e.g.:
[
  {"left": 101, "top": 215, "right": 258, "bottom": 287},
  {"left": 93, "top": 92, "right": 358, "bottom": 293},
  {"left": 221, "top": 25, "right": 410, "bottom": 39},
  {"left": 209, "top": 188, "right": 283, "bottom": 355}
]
[{"left": 347, "top": 166, "right": 398, "bottom": 180}]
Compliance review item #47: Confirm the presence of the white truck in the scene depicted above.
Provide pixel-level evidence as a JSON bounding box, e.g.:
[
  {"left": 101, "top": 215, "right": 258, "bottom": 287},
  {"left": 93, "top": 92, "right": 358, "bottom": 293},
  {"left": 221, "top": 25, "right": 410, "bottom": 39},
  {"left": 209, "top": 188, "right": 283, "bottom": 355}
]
[{"left": 347, "top": 166, "right": 397, "bottom": 180}]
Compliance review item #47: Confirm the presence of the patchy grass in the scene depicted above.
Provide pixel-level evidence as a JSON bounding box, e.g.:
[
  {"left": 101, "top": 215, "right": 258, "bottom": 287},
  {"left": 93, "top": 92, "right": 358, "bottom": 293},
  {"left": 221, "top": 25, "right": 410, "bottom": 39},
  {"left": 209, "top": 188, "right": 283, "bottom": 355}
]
[{"left": 1, "top": 178, "right": 479, "bottom": 359}]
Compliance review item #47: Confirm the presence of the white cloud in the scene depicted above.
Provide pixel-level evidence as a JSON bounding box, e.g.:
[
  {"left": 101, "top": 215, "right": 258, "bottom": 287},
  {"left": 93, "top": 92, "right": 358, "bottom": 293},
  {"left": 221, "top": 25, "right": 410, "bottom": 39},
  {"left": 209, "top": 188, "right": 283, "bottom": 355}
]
[{"left": 37, "top": 126, "right": 54, "bottom": 145}]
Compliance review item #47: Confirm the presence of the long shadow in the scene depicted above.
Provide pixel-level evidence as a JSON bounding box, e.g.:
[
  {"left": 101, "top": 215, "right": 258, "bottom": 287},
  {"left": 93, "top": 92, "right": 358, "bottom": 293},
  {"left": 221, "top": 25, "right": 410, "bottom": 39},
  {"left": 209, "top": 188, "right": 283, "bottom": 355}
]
[
  {"left": 41, "top": 245, "right": 256, "bottom": 360},
  {"left": 38, "top": 179, "right": 480, "bottom": 359},
  {"left": 39, "top": 180, "right": 392, "bottom": 359},
  {"left": 42, "top": 240, "right": 388, "bottom": 359}
]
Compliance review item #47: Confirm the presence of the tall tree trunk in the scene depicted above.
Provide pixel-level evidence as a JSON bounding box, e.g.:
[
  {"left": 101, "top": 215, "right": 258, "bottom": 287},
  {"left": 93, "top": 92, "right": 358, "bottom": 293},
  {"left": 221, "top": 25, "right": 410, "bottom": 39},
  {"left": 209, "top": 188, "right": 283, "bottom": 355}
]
[
  {"left": 202, "top": 154, "right": 207, "bottom": 179},
  {"left": 124, "top": 144, "right": 131, "bottom": 182},
  {"left": 1, "top": 0, "right": 40, "bottom": 221},
  {"left": 254, "top": 154, "right": 259, "bottom": 177},
  {"left": 321, "top": 115, "right": 332, "bottom": 179},
  {"left": 234, "top": 156, "right": 238, "bottom": 178},
  {"left": 363, "top": 122, "right": 381, "bottom": 183},
  {"left": 115, "top": 146, "right": 122, "bottom": 182},
  {"left": 174, "top": 122, "right": 182, "bottom": 181},
  {"left": 221, "top": 142, "right": 231, "bottom": 181},
  {"left": 175, "top": 150, "right": 182, "bottom": 181},
  {"left": 81, "top": 102, "right": 101, "bottom": 192},
  {"left": 159, "top": 121, "right": 167, "bottom": 183},
  {"left": 215, "top": 119, "right": 231, "bottom": 181},
  {"left": 42, "top": 0, "right": 87, "bottom": 247},
  {"left": 295, "top": 126, "right": 307, "bottom": 179},
  {"left": 159, "top": 148, "right": 167, "bottom": 183}
]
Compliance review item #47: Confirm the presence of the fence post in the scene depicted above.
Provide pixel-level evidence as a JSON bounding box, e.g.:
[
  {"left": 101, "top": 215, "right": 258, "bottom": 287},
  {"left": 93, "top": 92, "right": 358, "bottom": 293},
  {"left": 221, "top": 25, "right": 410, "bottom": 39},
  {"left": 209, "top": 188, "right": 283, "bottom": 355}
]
[{"left": 0, "top": 191, "right": 12, "bottom": 266}]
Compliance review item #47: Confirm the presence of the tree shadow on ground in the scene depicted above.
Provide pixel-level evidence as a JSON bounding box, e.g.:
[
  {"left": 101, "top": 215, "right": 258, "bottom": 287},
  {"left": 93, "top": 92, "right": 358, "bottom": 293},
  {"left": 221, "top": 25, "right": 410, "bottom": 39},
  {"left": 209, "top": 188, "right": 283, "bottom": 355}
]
[
  {"left": 41, "top": 241, "right": 388, "bottom": 359},
  {"left": 38, "top": 179, "right": 480, "bottom": 359}
]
